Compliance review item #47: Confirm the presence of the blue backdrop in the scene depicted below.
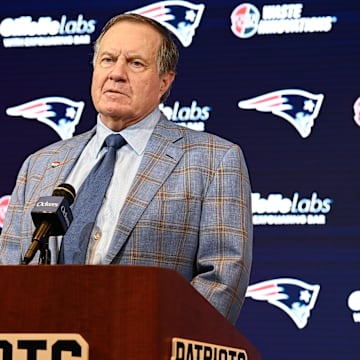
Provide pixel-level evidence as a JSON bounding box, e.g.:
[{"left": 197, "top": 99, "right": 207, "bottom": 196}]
[{"left": 1, "top": 1, "right": 359, "bottom": 359}]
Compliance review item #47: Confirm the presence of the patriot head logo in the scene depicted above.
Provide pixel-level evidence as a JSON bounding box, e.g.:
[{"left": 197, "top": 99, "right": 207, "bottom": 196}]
[
  {"left": 246, "top": 278, "right": 320, "bottom": 329},
  {"left": 238, "top": 89, "right": 324, "bottom": 138},
  {"left": 129, "top": 1, "right": 205, "bottom": 47},
  {"left": 5, "top": 97, "right": 85, "bottom": 140},
  {"left": 353, "top": 97, "right": 360, "bottom": 126},
  {"left": 231, "top": 3, "right": 260, "bottom": 38},
  {"left": 0, "top": 195, "right": 11, "bottom": 228}
]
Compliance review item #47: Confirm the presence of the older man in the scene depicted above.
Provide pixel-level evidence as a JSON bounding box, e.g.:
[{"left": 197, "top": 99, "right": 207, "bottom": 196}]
[{"left": 0, "top": 13, "right": 252, "bottom": 324}]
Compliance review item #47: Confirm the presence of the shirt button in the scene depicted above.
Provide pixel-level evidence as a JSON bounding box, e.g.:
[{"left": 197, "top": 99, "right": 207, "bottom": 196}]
[{"left": 93, "top": 227, "right": 102, "bottom": 241}]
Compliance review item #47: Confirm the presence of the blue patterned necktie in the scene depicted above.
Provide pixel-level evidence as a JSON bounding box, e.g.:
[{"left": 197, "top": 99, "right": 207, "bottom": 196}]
[{"left": 59, "top": 134, "right": 126, "bottom": 264}]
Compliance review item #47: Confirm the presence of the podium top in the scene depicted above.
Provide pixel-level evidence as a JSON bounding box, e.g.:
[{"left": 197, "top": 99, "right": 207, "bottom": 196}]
[{"left": 0, "top": 265, "right": 261, "bottom": 359}]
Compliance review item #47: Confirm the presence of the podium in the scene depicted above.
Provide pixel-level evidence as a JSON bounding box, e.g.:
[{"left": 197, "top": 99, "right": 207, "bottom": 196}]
[{"left": 0, "top": 265, "right": 261, "bottom": 359}]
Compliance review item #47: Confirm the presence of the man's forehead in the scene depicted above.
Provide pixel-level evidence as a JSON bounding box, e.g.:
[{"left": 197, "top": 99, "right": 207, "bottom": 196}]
[
  {"left": 103, "top": 20, "right": 161, "bottom": 40},
  {"left": 99, "top": 21, "right": 161, "bottom": 50}
]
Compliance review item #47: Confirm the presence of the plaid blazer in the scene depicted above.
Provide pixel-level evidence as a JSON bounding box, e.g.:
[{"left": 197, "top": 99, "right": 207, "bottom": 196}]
[{"left": 0, "top": 114, "right": 252, "bottom": 324}]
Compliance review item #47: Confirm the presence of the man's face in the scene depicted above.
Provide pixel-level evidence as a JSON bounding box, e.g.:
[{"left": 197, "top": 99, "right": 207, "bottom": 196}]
[{"left": 91, "top": 21, "right": 174, "bottom": 131}]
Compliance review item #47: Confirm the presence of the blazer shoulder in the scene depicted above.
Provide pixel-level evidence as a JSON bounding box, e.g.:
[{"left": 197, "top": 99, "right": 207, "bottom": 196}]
[
  {"left": 30, "top": 128, "right": 95, "bottom": 156},
  {"left": 157, "top": 113, "right": 236, "bottom": 149}
]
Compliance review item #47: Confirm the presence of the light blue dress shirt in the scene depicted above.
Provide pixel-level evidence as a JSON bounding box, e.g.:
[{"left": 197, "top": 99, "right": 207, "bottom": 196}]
[{"left": 65, "top": 108, "right": 160, "bottom": 263}]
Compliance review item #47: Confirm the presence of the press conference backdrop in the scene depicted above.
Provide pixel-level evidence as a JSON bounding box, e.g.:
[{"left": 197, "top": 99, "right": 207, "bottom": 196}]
[{"left": 0, "top": 0, "right": 359, "bottom": 358}]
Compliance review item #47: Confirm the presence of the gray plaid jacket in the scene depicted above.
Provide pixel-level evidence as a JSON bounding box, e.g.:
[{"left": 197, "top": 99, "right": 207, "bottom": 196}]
[{"left": 0, "top": 114, "right": 252, "bottom": 324}]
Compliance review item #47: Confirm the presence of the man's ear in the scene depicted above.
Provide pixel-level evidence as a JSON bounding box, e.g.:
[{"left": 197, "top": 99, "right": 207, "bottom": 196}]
[{"left": 160, "top": 71, "right": 176, "bottom": 96}]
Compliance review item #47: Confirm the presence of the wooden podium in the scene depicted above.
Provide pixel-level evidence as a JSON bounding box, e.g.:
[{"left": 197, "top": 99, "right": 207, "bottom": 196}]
[{"left": 0, "top": 265, "right": 261, "bottom": 359}]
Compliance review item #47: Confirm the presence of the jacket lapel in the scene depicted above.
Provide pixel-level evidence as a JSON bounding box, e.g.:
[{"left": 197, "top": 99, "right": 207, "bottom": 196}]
[
  {"left": 23, "top": 129, "right": 95, "bottom": 261},
  {"left": 104, "top": 116, "right": 185, "bottom": 263},
  {"left": 28, "top": 129, "right": 95, "bottom": 200}
]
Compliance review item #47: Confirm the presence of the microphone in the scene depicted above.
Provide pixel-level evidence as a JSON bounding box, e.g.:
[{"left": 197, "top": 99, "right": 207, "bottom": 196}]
[{"left": 22, "top": 183, "right": 76, "bottom": 265}]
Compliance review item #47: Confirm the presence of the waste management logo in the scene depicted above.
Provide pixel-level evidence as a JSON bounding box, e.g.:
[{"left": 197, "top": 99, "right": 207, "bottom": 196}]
[
  {"left": 231, "top": 3, "right": 337, "bottom": 39},
  {"left": 252, "top": 192, "right": 333, "bottom": 225},
  {"left": 0, "top": 195, "right": 11, "bottom": 228}
]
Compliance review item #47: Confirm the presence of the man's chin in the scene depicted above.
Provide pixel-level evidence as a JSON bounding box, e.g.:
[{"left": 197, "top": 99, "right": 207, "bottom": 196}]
[{"left": 100, "top": 102, "right": 130, "bottom": 116}]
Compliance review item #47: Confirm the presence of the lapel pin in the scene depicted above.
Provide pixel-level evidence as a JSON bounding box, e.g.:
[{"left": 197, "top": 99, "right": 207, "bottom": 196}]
[{"left": 51, "top": 161, "right": 61, "bottom": 168}]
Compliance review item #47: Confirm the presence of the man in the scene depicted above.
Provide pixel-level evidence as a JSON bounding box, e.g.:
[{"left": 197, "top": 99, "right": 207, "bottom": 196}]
[{"left": 0, "top": 13, "right": 252, "bottom": 324}]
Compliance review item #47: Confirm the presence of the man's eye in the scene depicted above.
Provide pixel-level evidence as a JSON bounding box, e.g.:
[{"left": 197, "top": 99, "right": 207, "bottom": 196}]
[
  {"left": 100, "top": 57, "right": 113, "bottom": 66},
  {"left": 131, "top": 60, "right": 144, "bottom": 68}
]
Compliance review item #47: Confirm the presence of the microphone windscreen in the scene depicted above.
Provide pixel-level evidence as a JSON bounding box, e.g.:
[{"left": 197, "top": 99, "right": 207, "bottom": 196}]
[{"left": 52, "top": 183, "right": 76, "bottom": 205}]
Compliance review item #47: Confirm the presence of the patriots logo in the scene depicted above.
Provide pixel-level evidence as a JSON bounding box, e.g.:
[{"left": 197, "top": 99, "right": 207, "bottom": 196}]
[
  {"left": 238, "top": 89, "right": 324, "bottom": 138},
  {"left": 246, "top": 278, "right": 320, "bottom": 329},
  {"left": 6, "top": 97, "right": 85, "bottom": 140},
  {"left": 129, "top": 1, "right": 205, "bottom": 47},
  {"left": 353, "top": 97, "right": 360, "bottom": 126}
]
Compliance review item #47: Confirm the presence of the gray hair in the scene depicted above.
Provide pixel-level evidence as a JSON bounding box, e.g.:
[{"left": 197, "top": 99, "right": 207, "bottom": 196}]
[{"left": 93, "top": 13, "right": 179, "bottom": 102}]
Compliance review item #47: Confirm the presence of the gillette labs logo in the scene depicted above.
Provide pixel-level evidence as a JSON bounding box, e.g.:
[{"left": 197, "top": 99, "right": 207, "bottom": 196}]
[
  {"left": 231, "top": 3, "right": 337, "bottom": 39},
  {"left": 160, "top": 100, "right": 211, "bottom": 131},
  {"left": 252, "top": 192, "right": 333, "bottom": 225},
  {"left": 0, "top": 14, "right": 97, "bottom": 48}
]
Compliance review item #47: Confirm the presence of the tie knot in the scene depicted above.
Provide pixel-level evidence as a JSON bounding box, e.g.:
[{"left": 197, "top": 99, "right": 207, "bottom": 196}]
[{"left": 105, "top": 134, "right": 126, "bottom": 150}]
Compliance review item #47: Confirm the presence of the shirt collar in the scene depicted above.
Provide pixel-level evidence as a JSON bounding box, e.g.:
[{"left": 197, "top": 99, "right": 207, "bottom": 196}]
[{"left": 95, "top": 107, "right": 161, "bottom": 156}]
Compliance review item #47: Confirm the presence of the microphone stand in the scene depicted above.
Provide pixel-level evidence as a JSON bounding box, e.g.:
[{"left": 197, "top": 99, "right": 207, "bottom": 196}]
[
  {"left": 21, "top": 237, "right": 51, "bottom": 265},
  {"left": 38, "top": 237, "right": 51, "bottom": 265}
]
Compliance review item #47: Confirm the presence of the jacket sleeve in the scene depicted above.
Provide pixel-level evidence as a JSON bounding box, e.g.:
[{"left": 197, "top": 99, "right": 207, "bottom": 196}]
[
  {"left": 0, "top": 155, "right": 33, "bottom": 264},
  {"left": 190, "top": 143, "right": 253, "bottom": 324}
]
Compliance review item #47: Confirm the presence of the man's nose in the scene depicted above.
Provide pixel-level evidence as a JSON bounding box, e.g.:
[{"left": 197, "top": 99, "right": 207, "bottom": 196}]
[{"left": 109, "top": 59, "right": 127, "bottom": 81}]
